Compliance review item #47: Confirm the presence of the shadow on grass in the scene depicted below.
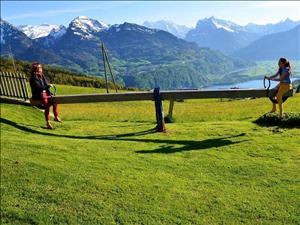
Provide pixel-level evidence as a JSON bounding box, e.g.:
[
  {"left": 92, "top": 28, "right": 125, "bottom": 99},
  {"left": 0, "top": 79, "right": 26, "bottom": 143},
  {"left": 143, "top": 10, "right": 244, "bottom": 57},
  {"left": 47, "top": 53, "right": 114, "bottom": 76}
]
[
  {"left": 134, "top": 135, "right": 246, "bottom": 154},
  {"left": 0, "top": 117, "right": 156, "bottom": 138},
  {"left": 1, "top": 117, "right": 246, "bottom": 154}
]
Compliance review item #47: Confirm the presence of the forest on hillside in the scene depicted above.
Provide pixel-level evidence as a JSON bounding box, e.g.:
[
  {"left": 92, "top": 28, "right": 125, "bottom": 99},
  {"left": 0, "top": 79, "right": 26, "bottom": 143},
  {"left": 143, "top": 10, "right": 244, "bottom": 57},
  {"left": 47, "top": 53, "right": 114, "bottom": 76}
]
[{"left": 0, "top": 57, "right": 126, "bottom": 90}]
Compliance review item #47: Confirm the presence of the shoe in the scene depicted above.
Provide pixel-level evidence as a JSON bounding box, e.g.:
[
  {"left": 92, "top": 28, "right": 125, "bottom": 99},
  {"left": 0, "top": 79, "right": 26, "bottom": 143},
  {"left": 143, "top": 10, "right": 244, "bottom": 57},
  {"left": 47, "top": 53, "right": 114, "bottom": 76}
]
[
  {"left": 46, "top": 123, "right": 53, "bottom": 129},
  {"left": 54, "top": 117, "right": 62, "bottom": 122}
]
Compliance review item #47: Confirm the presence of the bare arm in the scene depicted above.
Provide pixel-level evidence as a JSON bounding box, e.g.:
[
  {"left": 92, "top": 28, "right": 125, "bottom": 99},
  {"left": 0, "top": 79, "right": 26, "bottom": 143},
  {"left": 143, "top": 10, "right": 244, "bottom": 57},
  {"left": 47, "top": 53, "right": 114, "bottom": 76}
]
[
  {"left": 265, "top": 70, "right": 279, "bottom": 80},
  {"left": 269, "top": 70, "right": 279, "bottom": 79}
]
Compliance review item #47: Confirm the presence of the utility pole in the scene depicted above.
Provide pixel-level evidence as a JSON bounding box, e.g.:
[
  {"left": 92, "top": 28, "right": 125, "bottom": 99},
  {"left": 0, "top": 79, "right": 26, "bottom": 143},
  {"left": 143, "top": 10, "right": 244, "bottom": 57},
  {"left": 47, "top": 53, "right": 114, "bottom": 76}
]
[{"left": 101, "top": 42, "right": 118, "bottom": 93}]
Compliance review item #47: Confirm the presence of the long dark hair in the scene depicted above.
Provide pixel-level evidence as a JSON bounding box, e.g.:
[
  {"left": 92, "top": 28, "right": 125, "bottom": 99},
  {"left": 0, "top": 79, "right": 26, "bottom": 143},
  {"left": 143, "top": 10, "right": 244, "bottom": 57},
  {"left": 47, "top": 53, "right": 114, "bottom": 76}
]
[
  {"left": 30, "top": 62, "right": 43, "bottom": 76},
  {"left": 278, "top": 58, "right": 292, "bottom": 76}
]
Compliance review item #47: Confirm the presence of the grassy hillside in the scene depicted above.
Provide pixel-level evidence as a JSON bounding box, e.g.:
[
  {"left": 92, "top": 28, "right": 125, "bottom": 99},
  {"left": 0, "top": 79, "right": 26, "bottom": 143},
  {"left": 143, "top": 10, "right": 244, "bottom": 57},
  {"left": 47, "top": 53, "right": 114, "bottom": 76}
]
[
  {"left": 0, "top": 57, "right": 124, "bottom": 90},
  {"left": 1, "top": 85, "right": 300, "bottom": 224}
]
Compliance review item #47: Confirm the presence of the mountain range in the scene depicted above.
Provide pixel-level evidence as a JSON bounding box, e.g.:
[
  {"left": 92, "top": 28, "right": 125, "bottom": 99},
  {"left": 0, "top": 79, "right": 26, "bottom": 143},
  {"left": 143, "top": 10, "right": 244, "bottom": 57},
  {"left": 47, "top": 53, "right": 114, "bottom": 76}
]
[
  {"left": 1, "top": 16, "right": 251, "bottom": 89},
  {"left": 185, "top": 17, "right": 256, "bottom": 54},
  {"left": 185, "top": 17, "right": 300, "bottom": 55},
  {"left": 8, "top": 16, "right": 300, "bottom": 58},
  {"left": 145, "top": 17, "right": 300, "bottom": 58},
  {"left": 6, "top": 16, "right": 300, "bottom": 60},
  {"left": 234, "top": 25, "right": 300, "bottom": 60},
  {"left": 18, "top": 24, "right": 67, "bottom": 39},
  {"left": 1, "top": 16, "right": 299, "bottom": 89}
]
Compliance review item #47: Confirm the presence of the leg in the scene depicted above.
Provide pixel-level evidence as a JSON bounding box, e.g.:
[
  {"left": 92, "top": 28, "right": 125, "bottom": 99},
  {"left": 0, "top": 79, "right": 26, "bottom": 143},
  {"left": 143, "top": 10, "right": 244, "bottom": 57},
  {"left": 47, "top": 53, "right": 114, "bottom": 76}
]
[
  {"left": 277, "top": 95, "right": 283, "bottom": 118},
  {"left": 53, "top": 103, "right": 62, "bottom": 122},
  {"left": 276, "top": 84, "right": 290, "bottom": 118},
  {"left": 41, "top": 91, "right": 53, "bottom": 129},
  {"left": 270, "top": 84, "right": 279, "bottom": 113},
  {"left": 271, "top": 102, "right": 276, "bottom": 112}
]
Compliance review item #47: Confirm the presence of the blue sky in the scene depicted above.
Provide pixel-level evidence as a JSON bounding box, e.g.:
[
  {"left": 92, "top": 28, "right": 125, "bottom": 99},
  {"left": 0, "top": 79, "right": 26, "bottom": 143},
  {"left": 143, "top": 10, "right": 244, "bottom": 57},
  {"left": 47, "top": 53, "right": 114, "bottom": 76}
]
[{"left": 1, "top": 1, "right": 300, "bottom": 27}]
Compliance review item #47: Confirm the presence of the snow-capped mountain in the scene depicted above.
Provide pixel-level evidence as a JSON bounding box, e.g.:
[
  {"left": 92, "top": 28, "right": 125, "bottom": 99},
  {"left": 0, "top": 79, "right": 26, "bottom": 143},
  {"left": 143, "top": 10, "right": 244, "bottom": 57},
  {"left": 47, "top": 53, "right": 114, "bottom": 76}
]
[
  {"left": 18, "top": 24, "right": 66, "bottom": 39},
  {"left": 35, "top": 25, "right": 67, "bottom": 48},
  {"left": 1, "top": 19, "right": 32, "bottom": 55},
  {"left": 69, "top": 16, "right": 109, "bottom": 39},
  {"left": 17, "top": 15, "right": 111, "bottom": 41},
  {"left": 48, "top": 25, "right": 67, "bottom": 39},
  {"left": 109, "top": 22, "right": 158, "bottom": 35},
  {"left": 196, "top": 16, "right": 245, "bottom": 33},
  {"left": 244, "top": 18, "right": 300, "bottom": 35},
  {"left": 143, "top": 20, "right": 191, "bottom": 38},
  {"left": 185, "top": 16, "right": 300, "bottom": 54},
  {"left": 185, "top": 17, "right": 255, "bottom": 54}
]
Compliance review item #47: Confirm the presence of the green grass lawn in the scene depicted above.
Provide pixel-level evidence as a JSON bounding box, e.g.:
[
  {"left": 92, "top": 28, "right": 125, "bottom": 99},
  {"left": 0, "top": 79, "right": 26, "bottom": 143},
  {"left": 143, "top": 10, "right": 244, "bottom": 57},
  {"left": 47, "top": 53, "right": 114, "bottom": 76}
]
[{"left": 1, "top": 86, "right": 300, "bottom": 224}]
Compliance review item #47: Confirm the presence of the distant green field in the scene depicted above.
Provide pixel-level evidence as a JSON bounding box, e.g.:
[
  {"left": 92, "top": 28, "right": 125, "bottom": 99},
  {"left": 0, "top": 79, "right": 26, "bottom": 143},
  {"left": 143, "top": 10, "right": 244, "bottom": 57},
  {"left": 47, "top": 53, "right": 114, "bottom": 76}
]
[{"left": 1, "top": 85, "right": 300, "bottom": 224}]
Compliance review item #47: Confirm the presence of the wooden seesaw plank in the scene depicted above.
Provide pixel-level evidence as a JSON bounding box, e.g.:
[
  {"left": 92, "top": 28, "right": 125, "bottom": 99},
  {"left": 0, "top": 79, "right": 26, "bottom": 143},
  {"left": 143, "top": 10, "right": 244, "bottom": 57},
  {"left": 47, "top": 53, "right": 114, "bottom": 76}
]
[
  {"left": 161, "top": 88, "right": 293, "bottom": 100},
  {"left": 37, "top": 88, "right": 293, "bottom": 105},
  {"left": 52, "top": 91, "right": 154, "bottom": 104}
]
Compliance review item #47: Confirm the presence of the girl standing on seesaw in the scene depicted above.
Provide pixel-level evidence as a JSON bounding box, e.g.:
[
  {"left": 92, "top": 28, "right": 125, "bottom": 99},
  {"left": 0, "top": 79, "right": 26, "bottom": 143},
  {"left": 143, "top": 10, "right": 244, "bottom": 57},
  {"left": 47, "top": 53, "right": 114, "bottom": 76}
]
[{"left": 265, "top": 57, "right": 292, "bottom": 119}]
